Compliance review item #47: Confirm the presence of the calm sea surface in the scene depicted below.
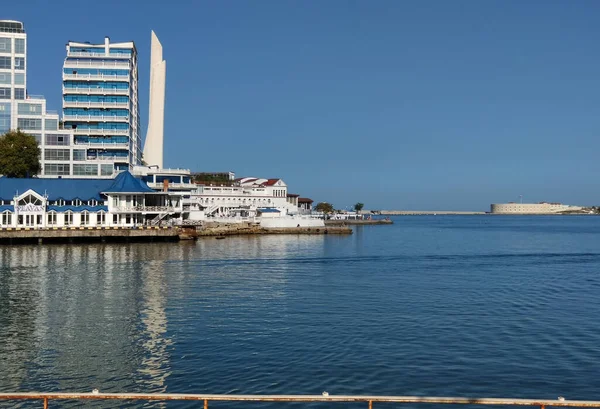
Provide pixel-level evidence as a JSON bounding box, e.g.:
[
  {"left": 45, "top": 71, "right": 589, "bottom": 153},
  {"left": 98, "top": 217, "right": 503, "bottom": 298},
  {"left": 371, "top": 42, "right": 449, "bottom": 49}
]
[{"left": 1, "top": 216, "right": 600, "bottom": 408}]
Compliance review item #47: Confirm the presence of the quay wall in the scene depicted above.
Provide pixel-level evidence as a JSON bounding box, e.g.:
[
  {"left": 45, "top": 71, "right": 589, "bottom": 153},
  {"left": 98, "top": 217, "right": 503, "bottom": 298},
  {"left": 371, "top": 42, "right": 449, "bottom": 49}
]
[
  {"left": 0, "top": 226, "right": 179, "bottom": 244},
  {"left": 198, "top": 222, "right": 351, "bottom": 237}
]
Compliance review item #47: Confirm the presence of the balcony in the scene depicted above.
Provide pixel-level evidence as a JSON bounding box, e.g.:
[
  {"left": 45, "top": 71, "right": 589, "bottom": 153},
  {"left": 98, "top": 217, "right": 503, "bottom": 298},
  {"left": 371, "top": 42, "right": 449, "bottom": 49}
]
[
  {"left": 86, "top": 155, "right": 130, "bottom": 162},
  {"left": 63, "top": 114, "right": 130, "bottom": 122},
  {"left": 64, "top": 60, "right": 130, "bottom": 69},
  {"left": 147, "top": 182, "right": 198, "bottom": 190},
  {"left": 67, "top": 51, "right": 131, "bottom": 59},
  {"left": 75, "top": 141, "right": 130, "bottom": 149},
  {"left": 63, "top": 100, "right": 129, "bottom": 109},
  {"left": 114, "top": 205, "right": 176, "bottom": 213},
  {"left": 63, "top": 87, "right": 130, "bottom": 96},
  {"left": 72, "top": 128, "right": 130, "bottom": 136},
  {"left": 63, "top": 73, "right": 130, "bottom": 82}
]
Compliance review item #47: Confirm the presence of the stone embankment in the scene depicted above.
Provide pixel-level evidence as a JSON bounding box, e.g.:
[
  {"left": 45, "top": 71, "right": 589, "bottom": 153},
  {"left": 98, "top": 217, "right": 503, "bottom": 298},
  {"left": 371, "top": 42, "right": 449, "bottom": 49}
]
[
  {"left": 325, "top": 219, "right": 393, "bottom": 226},
  {"left": 197, "top": 221, "right": 352, "bottom": 237},
  {"left": 0, "top": 226, "right": 179, "bottom": 244}
]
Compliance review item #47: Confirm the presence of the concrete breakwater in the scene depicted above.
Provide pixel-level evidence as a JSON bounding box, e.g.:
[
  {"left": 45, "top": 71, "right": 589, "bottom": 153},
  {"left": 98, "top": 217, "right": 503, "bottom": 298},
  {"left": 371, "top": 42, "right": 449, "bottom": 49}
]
[
  {"left": 325, "top": 219, "right": 393, "bottom": 226},
  {"left": 197, "top": 222, "right": 352, "bottom": 237}
]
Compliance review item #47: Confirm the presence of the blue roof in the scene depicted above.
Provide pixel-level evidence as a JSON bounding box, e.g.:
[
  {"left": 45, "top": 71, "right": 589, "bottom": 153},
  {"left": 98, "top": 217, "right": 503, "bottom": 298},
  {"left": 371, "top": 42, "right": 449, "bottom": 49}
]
[
  {"left": 0, "top": 205, "right": 13, "bottom": 212},
  {"left": 103, "top": 171, "right": 155, "bottom": 194},
  {"left": 0, "top": 171, "right": 152, "bottom": 201},
  {"left": 47, "top": 205, "right": 108, "bottom": 213},
  {"left": 258, "top": 208, "right": 281, "bottom": 213}
]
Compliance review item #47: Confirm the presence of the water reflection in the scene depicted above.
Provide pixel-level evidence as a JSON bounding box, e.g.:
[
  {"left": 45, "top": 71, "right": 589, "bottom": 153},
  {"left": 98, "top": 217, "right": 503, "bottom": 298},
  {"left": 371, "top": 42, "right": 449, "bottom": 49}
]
[{"left": 0, "top": 244, "right": 177, "bottom": 400}]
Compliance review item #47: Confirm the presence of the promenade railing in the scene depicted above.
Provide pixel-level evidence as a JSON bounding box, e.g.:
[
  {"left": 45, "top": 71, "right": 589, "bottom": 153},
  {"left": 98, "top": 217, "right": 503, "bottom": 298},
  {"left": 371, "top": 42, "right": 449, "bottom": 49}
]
[{"left": 0, "top": 393, "right": 596, "bottom": 409}]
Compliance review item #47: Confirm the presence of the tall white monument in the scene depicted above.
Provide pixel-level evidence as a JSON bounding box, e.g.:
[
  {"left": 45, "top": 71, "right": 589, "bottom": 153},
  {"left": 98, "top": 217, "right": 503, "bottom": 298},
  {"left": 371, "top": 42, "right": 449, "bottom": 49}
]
[{"left": 143, "top": 31, "right": 166, "bottom": 169}]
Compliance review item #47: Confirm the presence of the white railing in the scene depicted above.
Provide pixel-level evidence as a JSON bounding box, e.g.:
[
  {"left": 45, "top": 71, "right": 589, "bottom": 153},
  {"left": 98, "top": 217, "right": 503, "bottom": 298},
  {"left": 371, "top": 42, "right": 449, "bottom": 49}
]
[
  {"left": 73, "top": 128, "right": 129, "bottom": 135},
  {"left": 63, "top": 114, "right": 129, "bottom": 122},
  {"left": 63, "top": 73, "right": 130, "bottom": 81},
  {"left": 147, "top": 182, "right": 197, "bottom": 190},
  {"left": 67, "top": 51, "right": 107, "bottom": 58},
  {"left": 115, "top": 206, "right": 176, "bottom": 212},
  {"left": 64, "top": 60, "right": 130, "bottom": 69},
  {"left": 63, "top": 100, "right": 129, "bottom": 108},
  {"left": 75, "top": 142, "right": 129, "bottom": 149},
  {"left": 86, "top": 156, "right": 130, "bottom": 162},
  {"left": 63, "top": 87, "right": 130, "bottom": 95}
]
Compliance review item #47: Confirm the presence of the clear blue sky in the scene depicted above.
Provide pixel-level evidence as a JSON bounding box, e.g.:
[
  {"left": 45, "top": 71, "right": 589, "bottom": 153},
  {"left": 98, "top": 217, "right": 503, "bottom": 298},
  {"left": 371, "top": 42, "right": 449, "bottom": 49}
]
[{"left": 4, "top": 0, "right": 600, "bottom": 210}]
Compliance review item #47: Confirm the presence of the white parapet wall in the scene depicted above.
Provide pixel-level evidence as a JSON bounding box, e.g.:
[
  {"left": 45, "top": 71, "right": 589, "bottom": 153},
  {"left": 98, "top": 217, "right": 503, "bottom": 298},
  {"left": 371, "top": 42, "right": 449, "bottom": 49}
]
[{"left": 260, "top": 217, "right": 325, "bottom": 228}]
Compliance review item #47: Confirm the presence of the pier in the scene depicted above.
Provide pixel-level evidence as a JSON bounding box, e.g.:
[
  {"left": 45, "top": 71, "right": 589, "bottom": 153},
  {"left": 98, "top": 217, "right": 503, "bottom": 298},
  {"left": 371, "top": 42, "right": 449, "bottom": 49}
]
[{"left": 0, "top": 226, "right": 179, "bottom": 244}]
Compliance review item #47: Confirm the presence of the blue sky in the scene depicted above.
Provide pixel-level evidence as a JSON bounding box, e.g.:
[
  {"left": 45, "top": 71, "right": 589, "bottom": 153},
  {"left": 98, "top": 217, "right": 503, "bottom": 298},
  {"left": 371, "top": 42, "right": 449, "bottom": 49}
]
[{"left": 4, "top": 0, "right": 600, "bottom": 210}]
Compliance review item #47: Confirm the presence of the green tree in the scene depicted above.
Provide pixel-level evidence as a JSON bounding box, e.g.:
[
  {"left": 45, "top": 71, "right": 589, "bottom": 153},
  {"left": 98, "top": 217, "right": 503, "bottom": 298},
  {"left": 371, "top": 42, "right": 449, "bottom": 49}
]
[
  {"left": 0, "top": 130, "right": 41, "bottom": 178},
  {"left": 354, "top": 202, "right": 364, "bottom": 214},
  {"left": 315, "top": 202, "right": 334, "bottom": 214}
]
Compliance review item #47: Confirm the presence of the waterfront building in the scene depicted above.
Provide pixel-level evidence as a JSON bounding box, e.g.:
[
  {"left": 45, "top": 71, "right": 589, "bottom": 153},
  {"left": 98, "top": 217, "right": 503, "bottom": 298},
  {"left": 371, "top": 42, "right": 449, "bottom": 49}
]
[
  {"left": 298, "top": 197, "right": 314, "bottom": 213},
  {"left": 490, "top": 202, "right": 583, "bottom": 214},
  {"left": 186, "top": 177, "right": 298, "bottom": 219},
  {"left": 0, "top": 20, "right": 76, "bottom": 177},
  {"left": 0, "top": 171, "right": 183, "bottom": 228},
  {"left": 62, "top": 37, "right": 141, "bottom": 174}
]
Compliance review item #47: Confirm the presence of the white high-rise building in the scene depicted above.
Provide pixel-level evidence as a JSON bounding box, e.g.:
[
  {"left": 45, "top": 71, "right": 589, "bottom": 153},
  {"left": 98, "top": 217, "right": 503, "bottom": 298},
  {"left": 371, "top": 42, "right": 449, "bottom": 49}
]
[
  {"left": 62, "top": 37, "right": 141, "bottom": 175},
  {"left": 0, "top": 20, "right": 74, "bottom": 177}
]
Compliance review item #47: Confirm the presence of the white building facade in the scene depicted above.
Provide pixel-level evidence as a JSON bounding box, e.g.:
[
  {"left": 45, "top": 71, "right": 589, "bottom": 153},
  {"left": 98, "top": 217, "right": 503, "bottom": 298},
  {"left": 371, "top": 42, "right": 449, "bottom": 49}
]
[
  {"left": 490, "top": 202, "right": 584, "bottom": 214},
  {"left": 61, "top": 37, "right": 141, "bottom": 175},
  {"left": 0, "top": 20, "right": 76, "bottom": 177}
]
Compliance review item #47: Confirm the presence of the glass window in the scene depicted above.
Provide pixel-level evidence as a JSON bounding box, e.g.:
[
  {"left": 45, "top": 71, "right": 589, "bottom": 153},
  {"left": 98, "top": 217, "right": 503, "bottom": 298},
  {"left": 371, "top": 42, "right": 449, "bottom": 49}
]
[
  {"left": 29, "top": 134, "right": 41, "bottom": 144},
  {"left": 0, "top": 38, "right": 11, "bottom": 52},
  {"left": 0, "top": 56, "right": 9, "bottom": 69},
  {"left": 44, "top": 149, "right": 70, "bottom": 161},
  {"left": 18, "top": 103, "right": 42, "bottom": 115},
  {"left": 64, "top": 211, "right": 73, "bottom": 226},
  {"left": 81, "top": 211, "right": 90, "bottom": 225},
  {"left": 2, "top": 211, "right": 12, "bottom": 226},
  {"left": 0, "top": 87, "right": 10, "bottom": 99},
  {"left": 45, "top": 134, "right": 70, "bottom": 146},
  {"left": 100, "top": 164, "right": 114, "bottom": 176},
  {"left": 14, "top": 73, "right": 24, "bottom": 85},
  {"left": 73, "top": 164, "right": 98, "bottom": 176},
  {"left": 14, "top": 88, "right": 24, "bottom": 100},
  {"left": 47, "top": 212, "right": 57, "bottom": 226},
  {"left": 14, "top": 57, "right": 25, "bottom": 70},
  {"left": 44, "top": 164, "right": 70, "bottom": 176},
  {"left": 73, "top": 149, "right": 86, "bottom": 161},
  {"left": 14, "top": 39, "right": 25, "bottom": 54},
  {"left": 45, "top": 119, "right": 58, "bottom": 130},
  {"left": 17, "top": 118, "right": 42, "bottom": 130},
  {"left": 0, "top": 102, "right": 10, "bottom": 134},
  {"left": 0, "top": 72, "right": 10, "bottom": 85},
  {"left": 97, "top": 211, "right": 105, "bottom": 225}
]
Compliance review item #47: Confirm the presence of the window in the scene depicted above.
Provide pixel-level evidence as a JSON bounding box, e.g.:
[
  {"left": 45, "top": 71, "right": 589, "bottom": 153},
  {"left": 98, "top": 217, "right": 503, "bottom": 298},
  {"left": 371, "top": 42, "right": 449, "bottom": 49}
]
[
  {"left": 100, "top": 164, "right": 114, "bottom": 176},
  {"left": 0, "top": 56, "right": 10, "bottom": 69},
  {"left": 45, "top": 119, "right": 58, "bottom": 130},
  {"left": 88, "top": 199, "right": 98, "bottom": 206},
  {"left": 0, "top": 102, "right": 9, "bottom": 134},
  {"left": 14, "top": 57, "right": 25, "bottom": 70},
  {"left": 44, "top": 164, "right": 70, "bottom": 176},
  {"left": 73, "top": 149, "right": 86, "bottom": 161},
  {"left": 81, "top": 211, "right": 89, "bottom": 225},
  {"left": 14, "top": 39, "right": 25, "bottom": 54},
  {"left": 44, "top": 149, "right": 70, "bottom": 161},
  {"left": 74, "top": 199, "right": 82, "bottom": 206},
  {"left": 1, "top": 211, "right": 11, "bottom": 226},
  {"left": 45, "top": 134, "right": 70, "bottom": 146},
  {"left": 18, "top": 194, "right": 42, "bottom": 206},
  {"left": 0, "top": 72, "right": 10, "bottom": 85},
  {"left": 14, "top": 73, "right": 24, "bottom": 85},
  {"left": 64, "top": 211, "right": 73, "bottom": 226},
  {"left": 17, "top": 118, "right": 42, "bottom": 130},
  {"left": 112, "top": 214, "right": 118, "bottom": 224},
  {"left": 97, "top": 211, "right": 106, "bottom": 225},
  {"left": 73, "top": 164, "right": 98, "bottom": 176},
  {"left": 0, "top": 88, "right": 10, "bottom": 99},
  {"left": 0, "top": 38, "right": 11, "bottom": 52},
  {"left": 14, "top": 89, "right": 24, "bottom": 100},
  {"left": 47, "top": 212, "right": 57, "bottom": 226},
  {"left": 18, "top": 103, "right": 42, "bottom": 115}
]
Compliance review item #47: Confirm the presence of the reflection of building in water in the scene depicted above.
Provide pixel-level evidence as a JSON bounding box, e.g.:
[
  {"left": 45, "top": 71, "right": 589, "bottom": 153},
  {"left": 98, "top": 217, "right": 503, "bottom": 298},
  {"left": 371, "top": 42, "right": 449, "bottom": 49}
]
[{"left": 0, "top": 244, "right": 177, "bottom": 393}]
